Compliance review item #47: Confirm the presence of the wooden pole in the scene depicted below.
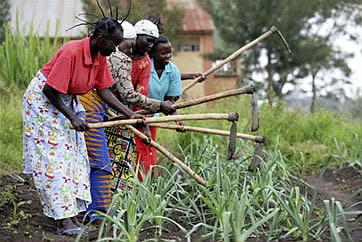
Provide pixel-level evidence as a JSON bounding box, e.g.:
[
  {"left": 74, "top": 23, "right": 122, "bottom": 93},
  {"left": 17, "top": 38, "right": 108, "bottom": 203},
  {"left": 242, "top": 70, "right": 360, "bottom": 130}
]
[
  {"left": 174, "top": 85, "right": 254, "bottom": 109},
  {"left": 182, "top": 26, "right": 288, "bottom": 93},
  {"left": 83, "top": 113, "right": 238, "bottom": 129},
  {"left": 108, "top": 86, "right": 255, "bottom": 119},
  {"left": 125, "top": 125, "right": 206, "bottom": 186},
  {"left": 251, "top": 92, "right": 259, "bottom": 132},
  {"left": 150, "top": 123, "right": 265, "bottom": 143}
]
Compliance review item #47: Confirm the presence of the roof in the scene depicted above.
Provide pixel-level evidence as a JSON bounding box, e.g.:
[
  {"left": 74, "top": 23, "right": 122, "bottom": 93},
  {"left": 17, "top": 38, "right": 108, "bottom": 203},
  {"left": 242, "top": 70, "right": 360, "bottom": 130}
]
[
  {"left": 167, "top": 0, "right": 214, "bottom": 34},
  {"left": 10, "top": 0, "right": 86, "bottom": 38}
]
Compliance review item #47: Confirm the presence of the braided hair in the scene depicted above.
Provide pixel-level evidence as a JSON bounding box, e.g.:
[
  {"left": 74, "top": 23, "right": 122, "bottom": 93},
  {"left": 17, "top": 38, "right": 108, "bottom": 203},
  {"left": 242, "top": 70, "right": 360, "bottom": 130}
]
[
  {"left": 92, "top": 17, "right": 123, "bottom": 39},
  {"left": 67, "top": 0, "right": 132, "bottom": 38}
]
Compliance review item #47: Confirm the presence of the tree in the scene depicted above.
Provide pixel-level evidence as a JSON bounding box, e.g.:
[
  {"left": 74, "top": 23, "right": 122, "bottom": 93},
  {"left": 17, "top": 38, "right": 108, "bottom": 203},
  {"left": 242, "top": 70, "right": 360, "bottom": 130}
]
[
  {"left": 294, "top": 36, "right": 352, "bottom": 112},
  {"left": 201, "top": 0, "right": 362, "bottom": 107},
  {"left": 0, "top": 0, "right": 10, "bottom": 43},
  {"left": 81, "top": 0, "right": 183, "bottom": 43}
]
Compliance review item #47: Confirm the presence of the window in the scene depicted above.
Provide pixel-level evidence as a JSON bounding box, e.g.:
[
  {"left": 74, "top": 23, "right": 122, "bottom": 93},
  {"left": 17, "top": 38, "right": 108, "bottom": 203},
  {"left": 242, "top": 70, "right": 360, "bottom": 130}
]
[{"left": 177, "top": 37, "right": 200, "bottom": 52}]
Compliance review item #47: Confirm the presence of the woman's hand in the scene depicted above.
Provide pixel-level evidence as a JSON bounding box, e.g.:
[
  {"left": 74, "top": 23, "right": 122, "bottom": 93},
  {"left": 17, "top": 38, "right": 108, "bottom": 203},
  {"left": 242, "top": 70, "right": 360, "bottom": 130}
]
[
  {"left": 130, "top": 113, "right": 145, "bottom": 120},
  {"left": 70, "top": 116, "right": 89, "bottom": 132},
  {"left": 130, "top": 113, "right": 146, "bottom": 128},
  {"left": 175, "top": 120, "right": 185, "bottom": 132},
  {"left": 194, "top": 73, "right": 207, "bottom": 83},
  {"left": 160, "top": 100, "right": 176, "bottom": 115}
]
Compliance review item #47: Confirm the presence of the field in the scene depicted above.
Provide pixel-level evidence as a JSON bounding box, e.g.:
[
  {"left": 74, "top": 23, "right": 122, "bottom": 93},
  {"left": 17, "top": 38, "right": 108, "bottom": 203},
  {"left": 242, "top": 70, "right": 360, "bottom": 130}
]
[
  {"left": 0, "top": 25, "right": 361, "bottom": 241},
  {"left": 0, "top": 90, "right": 362, "bottom": 241},
  {"left": 0, "top": 163, "right": 361, "bottom": 242}
]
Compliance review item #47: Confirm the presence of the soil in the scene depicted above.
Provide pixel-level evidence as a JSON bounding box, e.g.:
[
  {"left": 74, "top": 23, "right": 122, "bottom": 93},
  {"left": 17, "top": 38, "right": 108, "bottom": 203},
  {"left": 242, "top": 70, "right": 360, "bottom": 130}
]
[{"left": 0, "top": 166, "right": 361, "bottom": 242}]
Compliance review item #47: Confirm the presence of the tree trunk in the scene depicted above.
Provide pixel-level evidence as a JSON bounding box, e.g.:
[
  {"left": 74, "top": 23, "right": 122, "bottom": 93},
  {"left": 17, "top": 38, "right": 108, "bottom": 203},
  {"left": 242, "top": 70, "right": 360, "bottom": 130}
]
[{"left": 310, "top": 71, "right": 318, "bottom": 113}]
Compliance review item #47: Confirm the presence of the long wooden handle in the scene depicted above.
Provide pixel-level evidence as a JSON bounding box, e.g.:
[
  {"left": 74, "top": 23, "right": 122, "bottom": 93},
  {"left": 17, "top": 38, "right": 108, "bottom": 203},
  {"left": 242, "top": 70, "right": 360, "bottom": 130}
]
[
  {"left": 84, "top": 113, "right": 238, "bottom": 129},
  {"left": 150, "top": 123, "right": 265, "bottom": 143},
  {"left": 251, "top": 92, "right": 259, "bottom": 132},
  {"left": 126, "top": 125, "right": 206, "bottom": 186},
  {"left": 109, "top": 85, "right": 255, "bottom": 119},
  {"left": 182, "top": 26, "right": 277, "bottom": 93},
  {"left": 176, "top": 85, "right": 255, "bottom": 109}
]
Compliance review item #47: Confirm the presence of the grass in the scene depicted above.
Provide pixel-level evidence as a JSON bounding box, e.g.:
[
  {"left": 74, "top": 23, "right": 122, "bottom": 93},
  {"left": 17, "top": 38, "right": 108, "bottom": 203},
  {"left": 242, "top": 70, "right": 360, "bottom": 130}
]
[
  {"left": 0, "top": 87, "right": 23, "bottom": 176},
  {"left": 1, "top": 85, "right": 361, "bottom": 240}
]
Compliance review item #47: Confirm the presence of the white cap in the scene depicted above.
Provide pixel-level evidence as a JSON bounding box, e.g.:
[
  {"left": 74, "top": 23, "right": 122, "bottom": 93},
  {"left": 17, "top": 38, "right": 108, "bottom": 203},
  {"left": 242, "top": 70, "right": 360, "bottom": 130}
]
[
  {"left": 134, "top": 19, "right": 159, "bottom": 38},
  {"left": 119, "top": 20, "right": 136, "bottom": 39}
]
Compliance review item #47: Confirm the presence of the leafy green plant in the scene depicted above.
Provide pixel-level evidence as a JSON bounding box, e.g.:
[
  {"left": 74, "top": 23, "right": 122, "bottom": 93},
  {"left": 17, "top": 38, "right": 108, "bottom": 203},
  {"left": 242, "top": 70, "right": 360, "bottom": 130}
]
[{"left": 0, "top": 185, "right": 32, "bottom": 228}]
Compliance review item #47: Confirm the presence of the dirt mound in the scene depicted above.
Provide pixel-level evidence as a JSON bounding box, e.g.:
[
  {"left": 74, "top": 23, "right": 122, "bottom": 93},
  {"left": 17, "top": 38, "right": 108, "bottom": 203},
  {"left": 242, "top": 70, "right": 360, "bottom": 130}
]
[{"left": 0, "top": 167, "right": 361, "bottom": 241}]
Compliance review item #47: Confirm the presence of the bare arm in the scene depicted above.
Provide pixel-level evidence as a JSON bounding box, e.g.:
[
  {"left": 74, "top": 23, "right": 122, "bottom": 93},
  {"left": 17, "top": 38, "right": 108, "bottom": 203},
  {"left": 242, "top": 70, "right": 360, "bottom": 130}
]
[
  {"left": 97, "top": 88, "right": 134, "bottom": 118},
  {"left": 43, "top": 84, "right": 88, "bottom": 131},
  {"left": 108, "top": 53, "right": 161, "bottom": 112},
  {"left": 181, "top": 73, "right": 206, "bottom": 81}
]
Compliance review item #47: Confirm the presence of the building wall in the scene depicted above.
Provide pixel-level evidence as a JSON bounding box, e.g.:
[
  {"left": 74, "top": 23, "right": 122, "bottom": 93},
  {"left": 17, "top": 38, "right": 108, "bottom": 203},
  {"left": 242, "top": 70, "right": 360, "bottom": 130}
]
[
  {"left": 172, "top": 33, "right": 218, "bottom": 100},
  {"left": 173, "top": 32, "right": 239, "bottom": 102},
  {"left": 173, "top": 49, "right": 206, "bottom": 99},
  {"left": 10, "top": 0, "right": 85, "bottom": 38}
]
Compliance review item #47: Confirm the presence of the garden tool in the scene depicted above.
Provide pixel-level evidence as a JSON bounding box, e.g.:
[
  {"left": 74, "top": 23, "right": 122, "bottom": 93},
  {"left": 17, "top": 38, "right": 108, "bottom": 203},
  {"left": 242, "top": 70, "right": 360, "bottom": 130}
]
[
  {"left": 249, "top": 143, "right": 263, "bottom": 171},
  {"left": 251, "top": 92, "right": 259, "bottom": 132},
  {"left": 226, "top": 112, "right": 239, "bottom": 160},
  {"left": 149, "top": 124, "right": 265, "bottom": 143},
  {"left": 182, "top": 26, "right": 291, "bottom": 93},
  {"left": 78, "top": 113, "right": 239, "bottom": 129},
  {"left": 142, "top": 124, "right": 152, "bottom": 143},
  {"left": 107, "top": 85, "right": 256, "bottom": 120},
  {"left": 125, "top": 124, "right": 206, "bottom": 186},
  {"left": 107, "top": 109, "right": 153, "bottom": 144}
]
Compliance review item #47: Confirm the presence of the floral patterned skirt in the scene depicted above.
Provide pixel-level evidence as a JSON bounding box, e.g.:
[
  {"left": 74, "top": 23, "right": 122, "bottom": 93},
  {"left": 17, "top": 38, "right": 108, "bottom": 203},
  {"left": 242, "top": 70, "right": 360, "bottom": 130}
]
[{"left": 22, "top": 71, "right": 91, "bottom": 220}]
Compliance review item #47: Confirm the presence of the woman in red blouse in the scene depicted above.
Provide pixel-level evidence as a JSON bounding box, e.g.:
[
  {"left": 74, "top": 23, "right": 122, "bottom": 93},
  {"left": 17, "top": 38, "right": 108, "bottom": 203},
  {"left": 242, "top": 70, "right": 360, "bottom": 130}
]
[{"left": 22, "top": 17, "right": 142, "bottom": 236}]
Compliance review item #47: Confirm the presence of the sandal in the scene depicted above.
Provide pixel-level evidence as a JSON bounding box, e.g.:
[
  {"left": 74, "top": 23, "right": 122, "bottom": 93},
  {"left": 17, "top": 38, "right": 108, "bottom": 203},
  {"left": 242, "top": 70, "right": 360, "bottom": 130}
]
[{"left": 56, "top": 227, "right": 81, "bottom": 236}]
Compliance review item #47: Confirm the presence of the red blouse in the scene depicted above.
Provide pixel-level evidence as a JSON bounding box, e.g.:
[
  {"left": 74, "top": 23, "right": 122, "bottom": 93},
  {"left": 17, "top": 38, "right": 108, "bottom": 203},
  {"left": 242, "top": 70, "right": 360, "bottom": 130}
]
[
  {"left": 131, "top": 54, "right": 151, "bottom": 112},
  {"left": 41, "top": 37, "right": 114, "bottom": 95},
  {"left": 131, "top": 54, "right": 151, "bottom": 98}
]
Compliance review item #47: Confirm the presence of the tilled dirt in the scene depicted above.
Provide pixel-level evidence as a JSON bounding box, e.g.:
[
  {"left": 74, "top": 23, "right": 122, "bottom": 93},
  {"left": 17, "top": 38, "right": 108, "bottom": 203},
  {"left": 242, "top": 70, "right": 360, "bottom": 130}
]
[{"left": 0, "top": 166, "right": 361, "bottom": 242}]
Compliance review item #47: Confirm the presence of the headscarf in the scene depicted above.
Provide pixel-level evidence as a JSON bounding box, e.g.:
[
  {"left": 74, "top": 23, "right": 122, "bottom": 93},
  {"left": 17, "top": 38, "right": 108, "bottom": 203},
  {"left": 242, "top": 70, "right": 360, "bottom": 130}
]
[
  {"left": 134, "top": 19, "right": 159, "bottom": 38},
  {"left": 119, "top": 20, "right": 136, "bottom": 39}
]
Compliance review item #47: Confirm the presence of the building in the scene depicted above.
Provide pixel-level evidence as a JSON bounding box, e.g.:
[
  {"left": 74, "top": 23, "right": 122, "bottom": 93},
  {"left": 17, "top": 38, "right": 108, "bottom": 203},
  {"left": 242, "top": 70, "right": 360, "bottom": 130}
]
[
  {"left": 9, "top": 0, "right": 85, "bottom": 38},
  {"left": 167, "top": 0, "right": 239, "bottom": 100}
]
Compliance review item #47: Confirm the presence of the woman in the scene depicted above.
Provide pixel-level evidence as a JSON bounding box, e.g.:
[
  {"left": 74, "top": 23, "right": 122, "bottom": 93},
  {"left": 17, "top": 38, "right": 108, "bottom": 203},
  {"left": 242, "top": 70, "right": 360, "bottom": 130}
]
[
  {"left": 147, "top": 15, "right": 205, "bottom": 81},
  {"left": 129, "top": 20, "right": 169, "bottom": 179},
  {"left": 108, "top": 20, "right": 174, "bottom": 114},
  {"left": 78, "top": 20, "right": 174, "bottom": 222},
  {"left": 141, "top": 35, "right": 183, "bottom": 175},
  {"left": 22, "top": 17, "right": 142, "bottom": 236}
]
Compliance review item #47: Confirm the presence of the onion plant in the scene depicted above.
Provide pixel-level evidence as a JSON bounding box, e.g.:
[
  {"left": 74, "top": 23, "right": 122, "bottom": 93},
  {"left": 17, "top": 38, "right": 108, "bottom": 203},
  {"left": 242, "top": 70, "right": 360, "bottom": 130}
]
[{"left": 324, "top": 198, "right": 353, "bottom": 242}]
